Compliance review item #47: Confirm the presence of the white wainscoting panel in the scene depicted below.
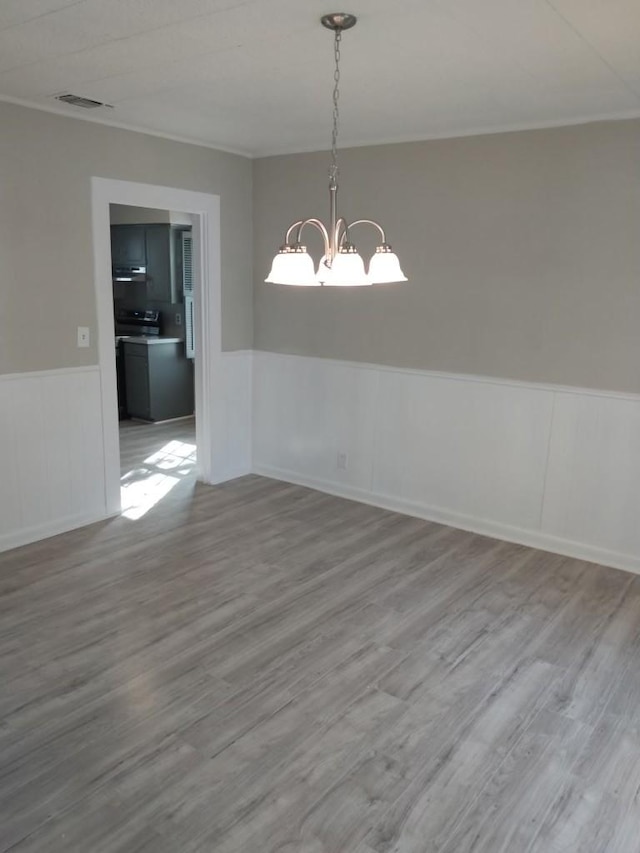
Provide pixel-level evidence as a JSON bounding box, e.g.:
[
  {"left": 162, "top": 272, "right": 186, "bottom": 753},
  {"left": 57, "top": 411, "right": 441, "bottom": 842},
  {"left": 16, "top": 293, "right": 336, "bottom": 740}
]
[
  {"left": 253, "top": 351, "right": 640, "bottom": 575},
  {"left": 541, "top": 392, "right": 640, "bottom": 561},
  {"left": 211, "top": 350, "right": 253, "bottom": 482},
  {"left": 253, "top": 353, "right": 379, "bottom": 493},
  {"left": 373, "top": 370, "right": 554, "bottom": 532},
  {"left": 0, "top": 367, "right": 107, "bottom": 552}
]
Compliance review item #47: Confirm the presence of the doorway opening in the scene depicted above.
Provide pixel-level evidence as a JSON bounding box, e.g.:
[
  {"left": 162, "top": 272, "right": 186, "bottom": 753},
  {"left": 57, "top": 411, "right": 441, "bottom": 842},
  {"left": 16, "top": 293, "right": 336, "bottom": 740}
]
[
  {"left": 110, "top": 204, "right": 197, "bottom": 519},
  {"left": 91, "top": 178, "right": 222, "bottom": 521}
]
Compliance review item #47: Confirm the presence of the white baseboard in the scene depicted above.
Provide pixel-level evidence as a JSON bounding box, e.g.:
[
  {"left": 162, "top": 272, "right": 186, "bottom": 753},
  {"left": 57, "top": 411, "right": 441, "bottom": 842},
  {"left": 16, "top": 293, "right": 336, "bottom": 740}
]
[
  {"left": 203, "top": 463, "right": 252, "bottom": 485},
  {"left": 253, "top": 463, "right": 640, "bottom": 576},
  {"left": 0, "top": 509, "right": 112, "bottom": 554}
]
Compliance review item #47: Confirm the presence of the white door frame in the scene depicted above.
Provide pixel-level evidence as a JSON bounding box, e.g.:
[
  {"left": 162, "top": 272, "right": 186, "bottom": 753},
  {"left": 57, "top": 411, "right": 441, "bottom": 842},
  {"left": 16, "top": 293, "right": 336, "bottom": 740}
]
[{"left": 91, "top": 177, "right": 222, "bottom": 516}]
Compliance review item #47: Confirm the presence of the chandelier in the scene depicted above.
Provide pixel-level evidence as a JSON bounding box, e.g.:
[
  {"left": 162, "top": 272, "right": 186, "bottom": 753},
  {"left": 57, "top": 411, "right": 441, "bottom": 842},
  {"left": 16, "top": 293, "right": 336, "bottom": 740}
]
[{"left": 265, "top": 12, "right": 407, "bottom": 287}]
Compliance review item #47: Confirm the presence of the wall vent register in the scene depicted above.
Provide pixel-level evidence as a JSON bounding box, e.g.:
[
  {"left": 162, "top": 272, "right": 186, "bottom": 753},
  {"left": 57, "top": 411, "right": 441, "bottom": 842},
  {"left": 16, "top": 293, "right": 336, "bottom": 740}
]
[{"left": 54, "top": 93, "right": 114, "bottom": 110}]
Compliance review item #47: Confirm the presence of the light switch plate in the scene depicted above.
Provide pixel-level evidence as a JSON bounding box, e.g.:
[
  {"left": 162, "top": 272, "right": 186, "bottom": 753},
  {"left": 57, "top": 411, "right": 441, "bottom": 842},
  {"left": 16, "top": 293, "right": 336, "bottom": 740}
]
[{"left": 77, "top": 326, "right": 90, "bottom": 348}]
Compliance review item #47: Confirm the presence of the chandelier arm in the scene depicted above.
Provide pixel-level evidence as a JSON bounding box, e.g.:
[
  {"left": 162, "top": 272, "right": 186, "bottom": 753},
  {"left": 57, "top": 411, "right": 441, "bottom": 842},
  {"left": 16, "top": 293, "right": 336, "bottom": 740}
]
[
  {"left": 333, "top": 216, "right": 349, "bottom": 257},
  {"left": 329, "top": 183, "right": 338, "bottom": 259},
  {"left": 284, "top": 220, "right": 306, "bottom": 245},
  {"left": 295, "top": 218, "right": 331, "bottom": 256},
  {"left": 341, "top": 219, "right": 387, "bottom": 246}
]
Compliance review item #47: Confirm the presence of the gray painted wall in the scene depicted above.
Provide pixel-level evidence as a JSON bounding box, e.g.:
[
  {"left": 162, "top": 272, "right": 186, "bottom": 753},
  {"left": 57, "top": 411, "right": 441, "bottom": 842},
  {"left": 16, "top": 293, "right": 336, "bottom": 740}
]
[
  {"left": 254, "top": 119, "right": 640, "bottom": 393},
  {"left": 0, "top": 102, "right": 252, "bottom": 374}
]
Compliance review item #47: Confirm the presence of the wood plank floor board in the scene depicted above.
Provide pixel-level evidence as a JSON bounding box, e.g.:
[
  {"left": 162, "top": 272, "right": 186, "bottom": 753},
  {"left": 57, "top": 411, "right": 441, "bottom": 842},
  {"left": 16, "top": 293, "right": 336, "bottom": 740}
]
[
  {"left": 179, "top": 641, "right": 407, "bottom": 763},
  {"left": 531, "top": 561, "right": 634, "bottom": 668},
  {"left": 373, "top": 541, "right": 532, "bottom": 654},
  {"left": 542, "top": 577, "right": 640, "bottom": 728},
  {"left": 0, "top": 732, "right": 204, "bottom": 851},
  {"left": 6, "top": 790, "right": 180, "bottom": 853},
  {"left": 529, "top": 720, "right": 640, "bottom": 853},
  {"left": 0, "top": 669, "right": 233, "bottom": 846},
  {"left": 434, "top": 719, "right": 582, "bottom": 853},
  {"left": 174, "top": 688, "right": 410, "bottom": 853},
  {"left": 2, "top": 419, "right": 640, "bottom": 851}
]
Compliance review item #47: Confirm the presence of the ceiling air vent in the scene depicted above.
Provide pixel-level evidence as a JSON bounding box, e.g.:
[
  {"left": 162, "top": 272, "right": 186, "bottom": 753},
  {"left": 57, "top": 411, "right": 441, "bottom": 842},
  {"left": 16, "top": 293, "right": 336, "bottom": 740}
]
[{"left": 54, "top": 93, "right": 113, "bottom": 110}]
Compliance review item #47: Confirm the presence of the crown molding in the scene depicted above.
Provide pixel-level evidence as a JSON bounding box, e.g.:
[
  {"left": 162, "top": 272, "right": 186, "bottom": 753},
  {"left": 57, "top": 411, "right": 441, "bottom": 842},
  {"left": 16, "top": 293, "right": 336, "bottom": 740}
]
[
  {"left": 3, "top": 93, "right": 640, "bottom": 160},
  {"left": 254, "top": 109, "right": 640, "bottom": 158},
  {"left": 0, "top": 94, "right": 253, "bottom": 158}
]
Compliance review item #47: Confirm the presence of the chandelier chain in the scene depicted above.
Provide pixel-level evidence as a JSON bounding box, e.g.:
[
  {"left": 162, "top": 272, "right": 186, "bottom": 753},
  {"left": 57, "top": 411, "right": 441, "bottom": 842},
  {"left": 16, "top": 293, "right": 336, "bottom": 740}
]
[{"left": 330, "top": 28, "right": 341, "bottom": 184}]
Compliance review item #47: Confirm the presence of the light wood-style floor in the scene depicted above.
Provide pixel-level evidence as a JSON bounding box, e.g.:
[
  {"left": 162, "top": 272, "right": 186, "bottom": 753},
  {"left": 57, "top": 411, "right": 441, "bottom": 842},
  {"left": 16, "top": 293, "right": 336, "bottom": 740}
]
[
  {"left": 119, "top": 417, "right": 197, "bottom": 504},
  {"left": 2, "top": 421, "right": 640, "bottom": 851}
]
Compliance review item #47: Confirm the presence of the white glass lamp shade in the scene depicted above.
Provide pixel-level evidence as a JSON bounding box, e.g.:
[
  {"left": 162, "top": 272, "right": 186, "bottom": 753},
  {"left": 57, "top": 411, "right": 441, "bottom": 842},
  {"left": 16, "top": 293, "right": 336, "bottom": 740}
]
[
  {"left": 265, "top": 248, "right": 319, "bottom": 286},
  {"left": 317, "top": 249, "right": 370, "bottom": 286},
  {"left": 368, "top": 247, "right": 408, "bottom": 284}
]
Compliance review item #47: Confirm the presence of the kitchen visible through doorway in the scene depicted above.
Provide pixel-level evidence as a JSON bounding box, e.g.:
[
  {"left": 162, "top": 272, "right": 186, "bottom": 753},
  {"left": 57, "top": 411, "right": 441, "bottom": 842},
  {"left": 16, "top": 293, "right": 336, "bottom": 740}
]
[{"left": 110, "top": 204, "right": 198, "bottom": 519}]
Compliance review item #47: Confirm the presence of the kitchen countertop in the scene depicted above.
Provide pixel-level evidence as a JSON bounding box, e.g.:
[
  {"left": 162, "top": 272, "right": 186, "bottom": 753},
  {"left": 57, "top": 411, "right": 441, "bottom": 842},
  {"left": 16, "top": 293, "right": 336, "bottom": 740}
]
[{"left": 119, "top": 336, "right": 183, "bottom": 345}]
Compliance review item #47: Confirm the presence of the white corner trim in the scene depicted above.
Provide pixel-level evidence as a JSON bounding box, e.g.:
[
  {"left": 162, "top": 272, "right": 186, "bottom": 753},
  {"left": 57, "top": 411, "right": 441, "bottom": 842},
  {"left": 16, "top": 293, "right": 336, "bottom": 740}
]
[{"left": 253, "top": 464, "right": 640, "bottom": 577}]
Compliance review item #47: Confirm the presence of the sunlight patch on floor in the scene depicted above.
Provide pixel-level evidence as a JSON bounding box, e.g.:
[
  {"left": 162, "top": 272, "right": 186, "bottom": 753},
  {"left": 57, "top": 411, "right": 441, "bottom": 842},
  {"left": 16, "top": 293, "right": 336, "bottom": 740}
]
[{"left": 121, "top": 439, "right": 197, "bottom": 520}]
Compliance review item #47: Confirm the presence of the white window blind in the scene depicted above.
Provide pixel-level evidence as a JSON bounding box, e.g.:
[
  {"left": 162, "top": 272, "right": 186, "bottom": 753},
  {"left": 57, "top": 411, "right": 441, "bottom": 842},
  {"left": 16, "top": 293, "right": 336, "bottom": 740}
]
[{"left": 182, "top": 231, "right": 195, "bottom": 359}]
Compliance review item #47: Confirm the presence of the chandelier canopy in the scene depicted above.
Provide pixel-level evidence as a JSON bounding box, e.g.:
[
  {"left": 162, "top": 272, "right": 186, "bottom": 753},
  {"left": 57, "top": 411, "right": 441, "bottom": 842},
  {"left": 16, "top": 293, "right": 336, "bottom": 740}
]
[{"left": 265, "top": 12, "right": 407, "bottom": 288}]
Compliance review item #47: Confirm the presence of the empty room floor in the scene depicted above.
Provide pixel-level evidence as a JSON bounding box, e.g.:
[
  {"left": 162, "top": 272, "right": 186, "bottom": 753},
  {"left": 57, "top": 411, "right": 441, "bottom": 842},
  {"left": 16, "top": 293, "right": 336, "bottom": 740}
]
[
  {"left": 2, "top": 473, "right": 640, "bottom": 852},
  {"left": 119, "top": 418, "right": 197, "bottom": 519}
]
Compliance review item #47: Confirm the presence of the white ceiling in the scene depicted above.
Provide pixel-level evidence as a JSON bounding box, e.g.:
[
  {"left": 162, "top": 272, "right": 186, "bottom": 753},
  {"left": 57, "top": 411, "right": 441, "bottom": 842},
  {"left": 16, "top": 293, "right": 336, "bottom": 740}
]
[{"left": 1, "top": 0, "right": 639, "bottom": 157}]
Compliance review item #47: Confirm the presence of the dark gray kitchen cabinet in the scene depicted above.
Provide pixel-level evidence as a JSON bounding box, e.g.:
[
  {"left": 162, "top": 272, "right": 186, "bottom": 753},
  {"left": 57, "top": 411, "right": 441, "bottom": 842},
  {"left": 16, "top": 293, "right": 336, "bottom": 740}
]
[
  {"left": 145, "top": 224, "right": 174, "bottom": 303},
  {"left": 110, "top": 225, "right": 146, "bottom": 267},
  {"left": 111, "top": 223, "right": 190, "bottom": 304},
  {"left": 124, "top": 341, "right": 194, "bottom": 422}
]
